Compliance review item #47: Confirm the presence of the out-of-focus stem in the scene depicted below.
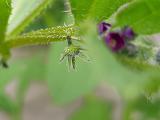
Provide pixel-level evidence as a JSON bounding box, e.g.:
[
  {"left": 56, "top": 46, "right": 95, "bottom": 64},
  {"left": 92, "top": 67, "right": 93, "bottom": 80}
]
[{"left": 64, "top": 0, "right": 75, "bottom": 25}]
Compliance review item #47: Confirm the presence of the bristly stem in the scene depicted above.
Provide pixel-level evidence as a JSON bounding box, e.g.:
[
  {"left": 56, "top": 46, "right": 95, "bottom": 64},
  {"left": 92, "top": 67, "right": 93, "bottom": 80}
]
[{"left": 5, "top": 25, "right": 78, "bottom": 49}]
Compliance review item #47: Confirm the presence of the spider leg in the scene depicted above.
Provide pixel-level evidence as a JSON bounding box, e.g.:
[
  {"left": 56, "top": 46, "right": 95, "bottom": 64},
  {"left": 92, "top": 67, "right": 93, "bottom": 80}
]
[
  {"left": 67, "top": 55, "right": 72, "bottom": 70},
  {"left": 60, "top": 52, "right": 68, "bottom": 62},
  {"left": 78, "top": 52, "right": 90, "bottom": 62},
  {"left": 72, "top": 56, "right": 76, "bottom": 69}
]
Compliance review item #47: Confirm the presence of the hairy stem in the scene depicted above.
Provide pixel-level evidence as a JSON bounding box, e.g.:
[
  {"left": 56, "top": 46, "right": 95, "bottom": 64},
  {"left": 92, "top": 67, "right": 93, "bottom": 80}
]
[
  {"left": 5, "top": 35, "right": 66, "bottom": 48},
  {"left": 5, "top": 25, "right": 78, "bottom": 49}
]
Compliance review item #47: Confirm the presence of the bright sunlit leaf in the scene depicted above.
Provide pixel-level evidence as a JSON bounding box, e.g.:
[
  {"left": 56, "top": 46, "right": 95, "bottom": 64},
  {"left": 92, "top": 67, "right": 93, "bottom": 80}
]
[{"left": 7, "top": 0, "right": 54, "bottom": 36}]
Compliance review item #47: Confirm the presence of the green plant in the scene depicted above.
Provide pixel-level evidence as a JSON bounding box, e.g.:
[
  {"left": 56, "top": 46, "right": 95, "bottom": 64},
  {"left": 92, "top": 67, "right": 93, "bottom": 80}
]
[{"left": 0, "top": 0, "right": 160, "bottom": 120}]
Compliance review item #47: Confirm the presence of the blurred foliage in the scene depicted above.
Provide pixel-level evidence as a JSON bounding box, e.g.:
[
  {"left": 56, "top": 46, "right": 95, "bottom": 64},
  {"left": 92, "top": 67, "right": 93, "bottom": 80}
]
[
  {"left": 116, "top": 0, "right": 160, "bottom": 34},
  {"left": 0, "top": 92, "right": 19, "bottom": 114},
  {"left": 124, "top": 95, "right": 160, "bottom": 120},
  {"left": 70, "top": 96, "right": 112, "bottom": 120},
  {"left": 0, "top": 0, "right": 159, "bottom": 120}
]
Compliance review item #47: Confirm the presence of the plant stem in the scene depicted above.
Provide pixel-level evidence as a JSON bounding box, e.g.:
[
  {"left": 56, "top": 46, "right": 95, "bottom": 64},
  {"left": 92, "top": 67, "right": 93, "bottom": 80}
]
[
  {"left": 64, "top": 0, "right": 75, "bottom": 25},
  {"left": 5, "top": 35, "right": 67, "bottom": 48},
  {"left": 5, "top": 25, "right": 78, "bottom": 49}
]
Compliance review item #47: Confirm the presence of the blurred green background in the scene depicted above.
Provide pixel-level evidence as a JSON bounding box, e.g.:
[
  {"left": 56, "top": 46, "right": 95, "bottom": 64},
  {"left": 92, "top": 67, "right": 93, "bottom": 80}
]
[{"left": 0, "top": 0, "right": 159, "bottom": 120}]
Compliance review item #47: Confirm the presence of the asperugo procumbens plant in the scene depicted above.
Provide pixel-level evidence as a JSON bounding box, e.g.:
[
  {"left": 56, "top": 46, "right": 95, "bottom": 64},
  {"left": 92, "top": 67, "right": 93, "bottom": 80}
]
[
  {"left": 0, "top": 0, "right": 83, "bottom": 69},
  {"left": 1, "top": 0, "right": 160, "bottom": 70}
]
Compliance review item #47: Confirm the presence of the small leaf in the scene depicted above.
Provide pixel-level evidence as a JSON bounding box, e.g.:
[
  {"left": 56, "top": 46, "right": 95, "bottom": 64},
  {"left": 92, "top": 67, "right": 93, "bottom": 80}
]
[
  {"left": 0, "top": 0, "right": 11, "bottom": 42},
  {"left": 116, "top": 0, "right": 160, "bottom": 35}
]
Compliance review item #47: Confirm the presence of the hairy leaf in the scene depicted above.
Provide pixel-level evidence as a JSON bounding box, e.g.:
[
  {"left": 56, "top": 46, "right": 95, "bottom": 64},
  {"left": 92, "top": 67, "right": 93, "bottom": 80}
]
[{"left": 7, "top": 0, "right": 54, "bottom": 36}]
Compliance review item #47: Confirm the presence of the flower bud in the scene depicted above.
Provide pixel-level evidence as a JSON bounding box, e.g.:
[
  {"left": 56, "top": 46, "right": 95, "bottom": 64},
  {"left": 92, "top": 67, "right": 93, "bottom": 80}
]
[
  {"left": 105, "top": 32, "right": 125, "bottom": 52},
  {"left": 98, "top": 22, "right": 111, "bottom": 35}
]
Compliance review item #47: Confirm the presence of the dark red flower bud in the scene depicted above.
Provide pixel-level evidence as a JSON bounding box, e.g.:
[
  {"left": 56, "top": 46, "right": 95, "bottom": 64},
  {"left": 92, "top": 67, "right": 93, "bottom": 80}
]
[{"left": 105, "top": 32, "right": 125, "bottom": 52}]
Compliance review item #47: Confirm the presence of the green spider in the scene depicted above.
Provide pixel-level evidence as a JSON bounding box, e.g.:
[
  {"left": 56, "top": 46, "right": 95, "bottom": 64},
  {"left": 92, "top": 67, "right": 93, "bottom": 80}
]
[{"left": 60, "top": 36, "right": 89, "bottom": 70}]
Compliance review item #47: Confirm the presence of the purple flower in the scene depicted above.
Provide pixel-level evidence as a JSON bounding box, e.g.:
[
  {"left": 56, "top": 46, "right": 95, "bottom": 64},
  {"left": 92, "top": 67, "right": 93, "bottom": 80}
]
[
  {"left": 98, "top": 22, "right": 111, "bottom": 35},
  {"left": 121, "top": 27, "right": 136, "bottom": 40},
  {"left": 105, "top": 32, "right": 125, "bottom": 52},
  {"left": 98, "top": 22, "right": 137, "bottom": 53}
]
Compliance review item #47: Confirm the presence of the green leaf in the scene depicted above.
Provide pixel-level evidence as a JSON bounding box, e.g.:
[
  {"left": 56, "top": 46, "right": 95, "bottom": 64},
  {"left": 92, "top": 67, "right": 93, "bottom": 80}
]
[
  {"left": 46, "top": 43, "right": 99, "bottom": 104},
  {"left": 70, "top": 0, "right": 130, "bottom": 23},
  {"left": 70, "top": 96, "right": 112, "bottom": 120},
  {"left": 0, "top": 0, "right": 11, "bottom": 43},
  {"left": 116, "top": 0, "right": 160, "bottom": 35},
  {"left": 7, "top": 0, "right": 53, "bottom": 36}
]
